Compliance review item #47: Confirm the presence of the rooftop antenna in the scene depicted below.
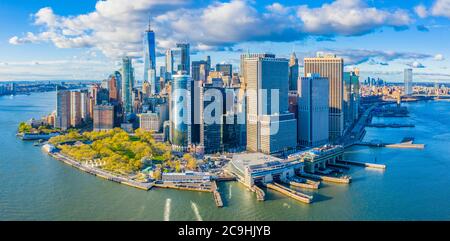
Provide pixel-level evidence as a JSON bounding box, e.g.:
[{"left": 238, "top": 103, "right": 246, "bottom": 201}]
[{"left": 147, "top": 15, "right": 152, "bottom": 31}]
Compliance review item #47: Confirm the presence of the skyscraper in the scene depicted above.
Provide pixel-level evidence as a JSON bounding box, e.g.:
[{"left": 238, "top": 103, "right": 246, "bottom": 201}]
[
  {"left": 108, "top": 73, "right": 120, "bottom": 102},
  {"left": 176, "top": 43, "right": 190, "bottom": 75},
  {"left": 216, "top": 63, "right": 233, "bottom": 77},
  {"left": 80, "top": 90, "right": 91, "bottom": 122},
  {"left": 244, "top": 54, "right": 297, "bottom": 154},
  {"left": 143, "top": 21, "right": 156, "bottom": 82},
  {"left": 304, "top": 53, "right": 344, "bottom": 142},
  {"left": 344, "top": 71, "right": 360, "bottom": 128},
  {"left": 404, "top": 68, "right": 413, "bottom": 95},
  {"left": 200, "top": 83, "right": 225, "bottom": 154},
  {"left": 240, "top": 53, "right": 275, "bottom": 87},
  {"left": 170, "top": 72, "right": 192, "bottom": 151},
  {"left": 298, "top": 73, "right": 329, "bottom": 147},
  {"left": 55, "top": 89, "right": 71, "bottom": 130},
  {"left": 192, "top": 60, "right": 210, "bottom": 83},
  {"left": 288, "top": 52, "right": 299, "bottom": 91},
  {"left": 70, "top": 91, "right": 82, "bottom": 127},
  {"left": 165, "top": 49, "right": 173, "bottom": 77},
  {"left": 93, "top": 104, "right": 114, "bottom": 131},
  {"left": 121, "top": 56, "right": 134, "bottom": 114}
]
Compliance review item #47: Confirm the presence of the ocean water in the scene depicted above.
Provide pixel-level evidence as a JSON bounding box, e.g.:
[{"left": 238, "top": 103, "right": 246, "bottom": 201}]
[{"left": 0, "top": 92, "right": 449, "bottom": 220}]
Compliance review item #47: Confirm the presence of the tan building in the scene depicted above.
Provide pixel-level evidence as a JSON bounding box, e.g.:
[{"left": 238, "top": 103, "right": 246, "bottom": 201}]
[
  {"left": 70, "top": 91, "right": 82, "bottom": 127},
  {"left": 139, "top": 112, "right": 161, "bottom": 132},
  {"left": 93, "top": 104, "right": 114, "bottom": 131},
  {"left": 304, "top": 53, "right": 344, "bottom": 142}
]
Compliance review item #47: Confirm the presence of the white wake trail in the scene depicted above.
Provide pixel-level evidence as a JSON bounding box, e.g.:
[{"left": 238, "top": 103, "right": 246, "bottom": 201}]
[
  {"left": 164, "top": 198, "right": 171, "bottom": 221},
  {"left": 191, "top": 202, "right": 203, "bottom": 221}
]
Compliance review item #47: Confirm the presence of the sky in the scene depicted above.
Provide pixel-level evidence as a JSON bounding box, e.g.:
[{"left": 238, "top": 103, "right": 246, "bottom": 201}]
[{"left": 0, "top": 0, "right": 449, "bottom": 83}]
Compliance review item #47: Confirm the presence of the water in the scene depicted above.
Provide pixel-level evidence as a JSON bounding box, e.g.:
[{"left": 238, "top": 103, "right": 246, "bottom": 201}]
[{"left": 1, "top": 92, "right": 449, "bottom": 220}]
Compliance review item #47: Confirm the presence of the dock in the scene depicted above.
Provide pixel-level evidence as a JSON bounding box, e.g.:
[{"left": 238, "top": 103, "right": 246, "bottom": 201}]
[
  {"left": 266, "top": 183, "right": 313, "bottom": 204},
  {"left": 253, "top": 185, "right": 266, "bottom": 201},
  {"left": 385, "top": 143, "right": 425, "bottom": 149},
  {"left": 337, "top": 160, "right": 386, "bottom": 170},
  {"left": 153, "top": 183, "right": 212, "bottom": 192},
  {"left": 299, "top": 172, "right": 351, "bottom": 184},
  {"left": 287, "top": 177, "right": 320, "bottom": 189},
  {"left": 366, "top": 123, "right": 415, "bottom": 128},
  {"left": 211, "top": 181, "right": 223, "bottom": 208}
]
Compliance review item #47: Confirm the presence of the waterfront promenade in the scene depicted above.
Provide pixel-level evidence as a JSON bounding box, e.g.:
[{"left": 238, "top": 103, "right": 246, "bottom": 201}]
[{"left": 49, "top": 152, "right": 153, "bottom": 190}]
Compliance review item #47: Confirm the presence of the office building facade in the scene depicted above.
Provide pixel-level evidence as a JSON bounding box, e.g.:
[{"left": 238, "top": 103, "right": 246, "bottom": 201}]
[
  {"left": 170, "top": 72, "right": 192, "bottom": 151},
  {"left": 298, "top": 74, "right": 330, "bottom": 147},
  {"left": 289, "top": 52, "right": 299, "bottom": 91},
  {"left": 304, "top": 54, "right": 344, "bottom": 142},
  {"left": 121, "top": 56, "right": 134, "bottom": 114},
  {"left": 244, "top": 55, "right": 297, "bottom": 154}
]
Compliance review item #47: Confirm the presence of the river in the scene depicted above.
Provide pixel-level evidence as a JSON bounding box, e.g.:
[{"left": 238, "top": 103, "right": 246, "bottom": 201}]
[{"left": 0, "top": 91, "right": 449, "bottom": 220}]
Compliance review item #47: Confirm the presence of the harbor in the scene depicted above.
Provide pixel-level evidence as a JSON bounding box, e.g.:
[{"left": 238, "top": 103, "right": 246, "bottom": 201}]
[{"left": 2, "top": 92, "right": 450, "bottom": 220}]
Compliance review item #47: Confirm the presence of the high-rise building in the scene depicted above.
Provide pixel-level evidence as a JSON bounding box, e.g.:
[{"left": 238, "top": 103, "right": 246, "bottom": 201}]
[
  {"left": 170, "top": 72, "right": 192, "bottom": 151},
  {"left": 108, "top": 74, "right": 120, "bottom": 102},
  {"left": 93, "top": 104, "right": 114, "bottom": 131},
  {"left": 192, "top": 60, "right": 210, "bottom": 83},
  {"left": 70, "top": 91, "right": 82, "bottom": 127},
  {"left": 200, "top": 83, "right": 225, "bottom": 154},
  {"left": 55, "top": 89, "right": 71, "bottom": 130},
  {"left": 143, "top": 21, "right": 156, "bottom": 83},
  {"left": 177, "top": 43, "right": 190, "bottom": 75},
  {"left": 404, "top": 68, "right": 413, "bottom": 95},
  {"left": 121, "top": 56, "right": 134, "bottom": 114},
  {"left": 240, "top": 53, "right": 275, "bottom": 87},
  {"left": 96, "top": 88, "right": 109, "bottom": 105},
  {"left": 344, "top": 71, "right": 360, "bottom": 128},
  {"left": 288, "top": 52, "right": 299, "bottom": 91},
  {"left": 80, "top": 90, "right": 91, "bottom": 122},
  {"left": 165, "top": 49, "right": 173, "bottom": 77},
  {"left": 298, "top": 73, "right": 329, "bottom": 147},
  {"left": 216, "top": 63, "right": 232, "bottom": 77},
  {"left": 244, "top": 54, "right": 297, "bottom": 154},
  {"left": 142, "top": 81, "right": 151, "bottom": 98},
  {"left": 304, "top": 53, "right": 344, "bottom": 142},
  {"left": 139, "top": 112, "right": 161, "bottom": 132}
]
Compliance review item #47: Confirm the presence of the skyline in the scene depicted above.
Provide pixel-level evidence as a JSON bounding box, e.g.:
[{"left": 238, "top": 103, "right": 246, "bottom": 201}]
[{"left": 1, "top": 0, "right": 450, "bottom": 82}]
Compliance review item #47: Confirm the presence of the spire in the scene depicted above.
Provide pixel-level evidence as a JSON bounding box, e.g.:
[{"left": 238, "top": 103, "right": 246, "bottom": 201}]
[{"left": 147, "top": 15, "right": 152, "bottom": 32}]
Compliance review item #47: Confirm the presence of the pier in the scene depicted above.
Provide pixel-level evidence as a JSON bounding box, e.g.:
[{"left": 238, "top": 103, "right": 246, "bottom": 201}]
[
  {"left": 153, "top": 183, "right": 212, "bottom": 192},
  {"left": 211, "top": 181, "right": 223, "bottom": 208},
  {"left": 253, "top": 185, "right": 266, "bottom": 201},
  {"left": 299, "top": 172, "right": 351, "bottom": 184},
  {"left": 337, "top": 160, "right": 386, "bottom": 170},
  {"left": 287, "top": 177, "right": 320, "bottom": 189},
  {"left": 366, "top": 123, "right": 415, "bottom": 128},
  {"left": 266, "top": 183, "right": 313, "bottom": 204}
]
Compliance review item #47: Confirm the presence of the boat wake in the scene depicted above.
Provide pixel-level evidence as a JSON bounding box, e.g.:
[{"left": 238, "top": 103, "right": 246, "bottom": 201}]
[
  {"left": 164, "top": 198, "right": 171, "bottom": 221},
  {"left": 191, "top": 202, "right": 203, "bottom": 221}
]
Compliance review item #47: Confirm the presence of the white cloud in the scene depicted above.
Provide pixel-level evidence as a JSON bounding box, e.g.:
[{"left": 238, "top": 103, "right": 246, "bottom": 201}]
[
  {"left": 407, "top": 61, "right": 426, "bottom": 68},
  {"left": 414, "top": 4, "right": 428, "bottom": 18},
  {"left": 434, "top": 54, "right": 445, "bottom": 61},
  {"left": 313, "top": 49, "right": 433, "bottom": 65},
  {"left": 296, "top": 0, "right": 412, "bottom": 35},
  {"left": 431, "top": 0, "right": 450, "bottom": 18},
  {"left": 9, "top": 0, "right": 414, "bottom": 60}
]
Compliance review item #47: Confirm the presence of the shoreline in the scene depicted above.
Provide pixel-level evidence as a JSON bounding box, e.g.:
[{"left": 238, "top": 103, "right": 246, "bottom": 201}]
[{"left": 47, "top": 151, "right": 153, "bottom": 191}]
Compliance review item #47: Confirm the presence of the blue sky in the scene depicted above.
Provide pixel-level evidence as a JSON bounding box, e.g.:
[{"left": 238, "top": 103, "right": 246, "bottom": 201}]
[{"left": 0, "top": 0, "right": 449, "bottom": 82}]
